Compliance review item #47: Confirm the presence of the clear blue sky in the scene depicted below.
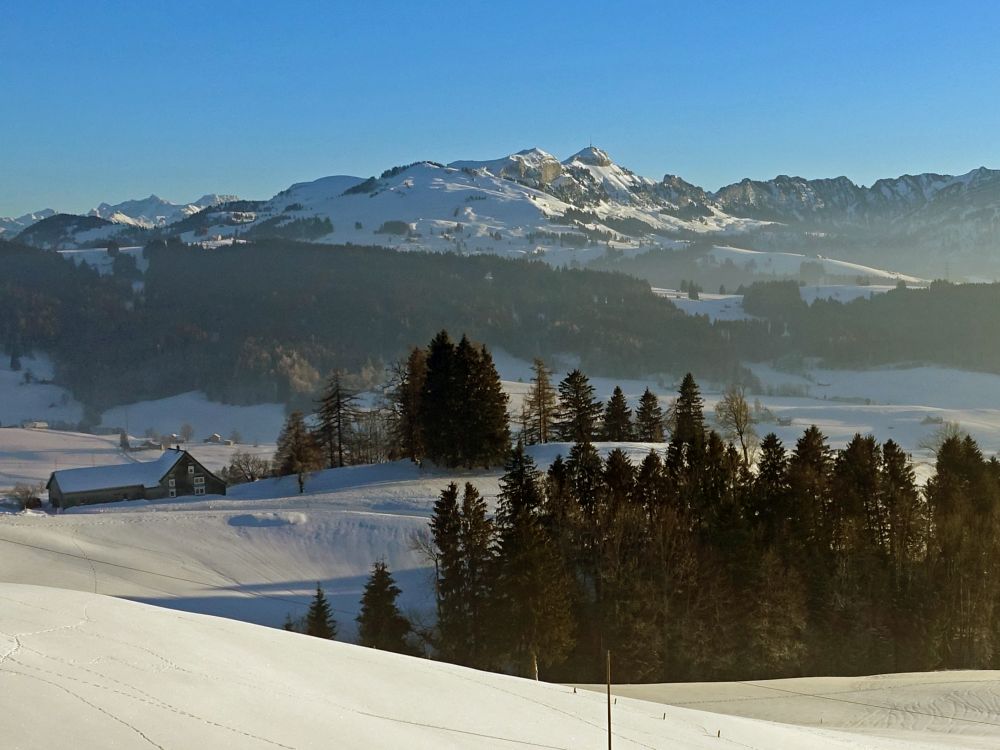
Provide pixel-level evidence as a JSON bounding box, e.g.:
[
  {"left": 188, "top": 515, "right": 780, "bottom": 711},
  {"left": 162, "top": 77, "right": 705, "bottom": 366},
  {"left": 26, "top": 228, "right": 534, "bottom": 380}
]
[{"left": 3, "top": 0, "right": 1000, "bottom": 216}]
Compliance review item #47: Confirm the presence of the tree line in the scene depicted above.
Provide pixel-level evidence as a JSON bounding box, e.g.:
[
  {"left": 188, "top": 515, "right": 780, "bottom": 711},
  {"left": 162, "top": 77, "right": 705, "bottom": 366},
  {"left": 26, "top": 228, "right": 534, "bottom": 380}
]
[
  {"left": 0, "top": 237, "right": 740, "bottom": 413},
  {"left": 414, "top": 375, "right": 1000, "bottom": 683}
]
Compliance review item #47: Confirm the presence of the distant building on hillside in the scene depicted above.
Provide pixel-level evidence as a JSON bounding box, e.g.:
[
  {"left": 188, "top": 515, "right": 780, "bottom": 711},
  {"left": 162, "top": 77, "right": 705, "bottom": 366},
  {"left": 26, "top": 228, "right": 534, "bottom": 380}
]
[
  {"left": 46, "top": 448, "right": 226, "bottom": 509},
  {"left": 21, "top": 420, "right": 49, "bottom": 429}
]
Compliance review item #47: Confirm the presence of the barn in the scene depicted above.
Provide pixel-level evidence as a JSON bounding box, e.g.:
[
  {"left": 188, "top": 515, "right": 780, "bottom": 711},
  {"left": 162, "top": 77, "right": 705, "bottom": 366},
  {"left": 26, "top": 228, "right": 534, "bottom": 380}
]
[{"left": 47, "top": 448, "right": 226, "bottom": 509}]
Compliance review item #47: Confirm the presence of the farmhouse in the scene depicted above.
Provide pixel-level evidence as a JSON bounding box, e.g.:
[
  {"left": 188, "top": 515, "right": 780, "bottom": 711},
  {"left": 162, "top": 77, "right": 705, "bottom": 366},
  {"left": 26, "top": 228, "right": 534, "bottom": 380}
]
[{"left": 47, "top": 448, "right": 226, "bottom": 509}]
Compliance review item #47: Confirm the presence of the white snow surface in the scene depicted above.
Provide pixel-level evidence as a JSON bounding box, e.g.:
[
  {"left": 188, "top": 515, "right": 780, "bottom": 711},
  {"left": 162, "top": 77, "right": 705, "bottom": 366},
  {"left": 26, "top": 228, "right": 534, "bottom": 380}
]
[
  {"left": 705, "top": 244, "right": 924, "bottom": 282},
  {"left": 0, "top": 583, "right": 997, "bottom": 749},
  {"left": 0, "top": 353, "right": 84, "bottom": 428},
  {"left": 101, "top": 391, "right": 286, "bottom": 447},
  {"left": 657, "top": 283, "right": 916, "bottom": 322}
]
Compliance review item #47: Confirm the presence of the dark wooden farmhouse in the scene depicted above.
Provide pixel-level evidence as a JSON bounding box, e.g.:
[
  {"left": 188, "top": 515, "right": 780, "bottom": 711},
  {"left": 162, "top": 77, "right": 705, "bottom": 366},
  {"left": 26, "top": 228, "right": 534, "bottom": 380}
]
[{"left": 47, "top": 448, "right": 226, "bottom": 509}]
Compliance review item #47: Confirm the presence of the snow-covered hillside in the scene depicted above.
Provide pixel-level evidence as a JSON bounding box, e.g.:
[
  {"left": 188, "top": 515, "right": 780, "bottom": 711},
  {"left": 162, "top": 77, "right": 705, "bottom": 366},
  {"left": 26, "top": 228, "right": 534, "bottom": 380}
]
[
  {"left": 704, "top": 245, "right": 923, "bottom": 283},
  {"left": 2, "top": 583, "right": 997, "bottom": 749}
]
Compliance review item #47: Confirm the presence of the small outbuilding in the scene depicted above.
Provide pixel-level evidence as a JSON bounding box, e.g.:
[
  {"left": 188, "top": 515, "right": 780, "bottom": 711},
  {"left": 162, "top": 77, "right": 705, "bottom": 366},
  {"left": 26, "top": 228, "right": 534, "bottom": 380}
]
[{"left": 47, "top": 448, "right": 226, "bottom": 509}]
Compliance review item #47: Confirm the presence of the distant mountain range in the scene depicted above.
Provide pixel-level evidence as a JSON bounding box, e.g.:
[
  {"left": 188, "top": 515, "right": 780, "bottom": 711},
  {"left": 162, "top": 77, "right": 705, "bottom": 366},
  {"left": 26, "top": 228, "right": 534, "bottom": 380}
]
[{"left": 6, "top": 147, "right": 1000, "bottom": 277}]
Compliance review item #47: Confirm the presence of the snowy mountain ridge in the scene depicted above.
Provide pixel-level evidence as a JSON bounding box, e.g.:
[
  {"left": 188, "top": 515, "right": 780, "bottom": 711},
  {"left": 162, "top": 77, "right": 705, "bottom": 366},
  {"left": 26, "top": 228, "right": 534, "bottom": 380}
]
[
  {"left": 9, "top": 147, "right": 1000, "bottom": 276},
  {"left": 89, "top": 192, "right": 239, "bottom": 228}
]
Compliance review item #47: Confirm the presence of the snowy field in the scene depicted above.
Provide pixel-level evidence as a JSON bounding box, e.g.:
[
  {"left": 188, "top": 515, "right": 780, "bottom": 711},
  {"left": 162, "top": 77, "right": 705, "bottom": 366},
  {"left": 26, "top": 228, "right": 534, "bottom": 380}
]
[
  {"left": 2, "top": 583, "right": 997, "bottom": 749},
  {"left": 704, "top": 244, "right": 924, "bottom": 283},
  {"left": 655, "top": 282, "right": 916, "bottom": 322}
]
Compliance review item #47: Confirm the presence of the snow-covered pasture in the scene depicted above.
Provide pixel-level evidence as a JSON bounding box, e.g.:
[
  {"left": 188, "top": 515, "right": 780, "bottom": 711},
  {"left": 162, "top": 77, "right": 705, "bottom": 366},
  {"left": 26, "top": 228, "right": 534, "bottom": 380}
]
[{"left": 2, "top": 583, "right": 998, "bottom": 749}]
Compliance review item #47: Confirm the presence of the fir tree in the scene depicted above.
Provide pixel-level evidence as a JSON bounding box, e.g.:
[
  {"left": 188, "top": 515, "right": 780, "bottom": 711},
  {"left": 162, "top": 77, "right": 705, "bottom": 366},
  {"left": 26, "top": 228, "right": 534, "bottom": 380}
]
[
  {"left": 634, "top": 388, "right": 665, "bottom": 442},
  {"left": 274, "top": 411, "right": 322, "bottom": 493},
  {"left": 458, "top": 482, "right": 497, "bottom": 669},
  {"left": 422, "top": 330, "right": 458, "bottom": 466},
  {"left": 751, "top": 433, "right": 789, "bottom": 543},
  {"left": 495, "top": 445, "right": 574, "bottom": 678},
  {"left": 671, "top": 373, "right": 705, "bottom": 445},
  {"left": 555, "top": 370, "right": 602, "bottom": 442},
  {"left": 523, "top": 358, "right": 557, "bottom": 444},
  {"left": 305, "top": 584, "right": 337, "bottom": 639},
  {"left": 430, "top": 481, "right": 497, "bottom": 668},
  {"left": 496, "top": 443, "right": 545, "bottom": 528},
  {"left": 463, "top": 342, "right": 510, "bottom": 468},
  {"left": 602, "top": 386, "right": 634, "bottom": 441},
  {"left": 566, "top": 440, "right": 605, "bottom": 518},
  {"left": 314, "top": 370, "right": 359, "bottom": 468},
  {"left": 357, "top": 560, "right": 412, "bottom": 653},
  {"left": 430, "top": 482, "right": 464, "bottom": 657}
]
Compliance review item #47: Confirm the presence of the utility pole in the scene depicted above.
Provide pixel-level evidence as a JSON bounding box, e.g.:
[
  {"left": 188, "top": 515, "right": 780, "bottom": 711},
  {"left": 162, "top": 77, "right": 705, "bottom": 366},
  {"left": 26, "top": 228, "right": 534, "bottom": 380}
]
[{"left": 606, "top": 649, "right": 612, "bottom": 750}]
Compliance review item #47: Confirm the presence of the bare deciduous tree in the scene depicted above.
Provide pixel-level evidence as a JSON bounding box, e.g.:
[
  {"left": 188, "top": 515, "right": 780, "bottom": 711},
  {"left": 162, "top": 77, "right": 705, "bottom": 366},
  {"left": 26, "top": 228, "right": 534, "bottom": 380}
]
[{"left": 715, "top": 384, "right": 758, "bottom": 466}]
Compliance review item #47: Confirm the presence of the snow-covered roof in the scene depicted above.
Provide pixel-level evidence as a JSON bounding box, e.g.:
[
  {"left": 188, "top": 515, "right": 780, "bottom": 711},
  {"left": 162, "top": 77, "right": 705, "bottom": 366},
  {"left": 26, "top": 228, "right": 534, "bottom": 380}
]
[{"left": 49, "top": 450, "right": 185, "bottom": 494}]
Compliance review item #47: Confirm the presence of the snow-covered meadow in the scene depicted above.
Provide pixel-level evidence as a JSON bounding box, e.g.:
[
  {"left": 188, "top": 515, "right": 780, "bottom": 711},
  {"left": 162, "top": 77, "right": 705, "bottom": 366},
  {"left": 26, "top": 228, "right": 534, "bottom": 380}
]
[{"left": 1, "top": 583, "right": 998, "bottom": 749}]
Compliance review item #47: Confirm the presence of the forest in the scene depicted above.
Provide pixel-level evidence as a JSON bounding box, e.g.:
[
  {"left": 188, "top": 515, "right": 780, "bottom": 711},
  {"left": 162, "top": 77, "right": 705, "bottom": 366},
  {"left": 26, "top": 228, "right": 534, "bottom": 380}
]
[
  {"left": 418, "top": 375, "right": 1000, "bottom": 684},
  {"left": 0, "top": 238, "right": 740, "bottom": 412},
  {"left": 5, "top": 236, "right": 1000, "bottom": 419}
]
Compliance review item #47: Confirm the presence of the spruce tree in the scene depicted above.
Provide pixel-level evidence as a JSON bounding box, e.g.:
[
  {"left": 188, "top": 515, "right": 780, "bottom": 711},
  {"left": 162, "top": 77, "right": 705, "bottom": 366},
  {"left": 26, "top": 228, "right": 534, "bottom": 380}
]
[
  {"left": 458, "top": 482, "right": 497, "bottom": 669},
  {"left": 495, "top": 446, "right": 574, "bottom": 678},
  {"left": 602, "top": 386, "right": 634, "bottom": 441},
  {"left": 671, "top": 373, "right": 705, "bottom": 445},
  {"left": 604, "top": 448, "right": 636, "bottom": 511},
  {"left": 635, "top": 388, "right": 665, "bottom": 442},
  {"left": 314, "top": 370, "right": 359, "bottom": 468},
  {"left": 496, "top": 443, "right": 545, "bottom": 528},
  {"left": 464, "top": 342, "right": 510, "bottom": 468},
  {"left": 555, "top": 370, "right": 602, "bottom": 442},
  {"left": 430, "top": 482, "right": 464, "bottom": 658},
  {"left": 523, "top": 358, "right": 557, "bottom": 444},
  {"left": 566, "top": 440, "right": 605, "bottom": 518},
  {"left": 634, "top": 450, "right": 666, "bottom": 515},
  {"left": 422, "top": 330, "right": 458, "bottom": 466},
  {"left": 305, "top": 584, "right": 337, "bottom": 639},
  {"left": 430, "top": 480, "right": 497, "bottom": 668},
  {"left": 274, "top": 411, "right": 323, "bottom": 493},
  {"left": 751, "top": 433, "right": 789, "bottom": 542},
  {"left": 357, "top": 560, "right": 412, "bottom": 653}
]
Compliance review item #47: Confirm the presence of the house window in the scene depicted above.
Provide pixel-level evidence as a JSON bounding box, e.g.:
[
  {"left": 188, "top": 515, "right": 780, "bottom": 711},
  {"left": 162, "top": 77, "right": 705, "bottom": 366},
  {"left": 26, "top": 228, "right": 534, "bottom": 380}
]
[
  {"left": 194, "top": 487, "right": 206, "bottom": 496},
  {"left": 188, "top": 465, "right": 195, "bottom": 475},
  {"left": 193, "top": 476, "right": 205, "bottom": 485},
  {"left": 169, "top": 489, "right": 177, "bottom": 498},
  {"left": 168, "top": 478, "right": 176, "bottom": 487}
]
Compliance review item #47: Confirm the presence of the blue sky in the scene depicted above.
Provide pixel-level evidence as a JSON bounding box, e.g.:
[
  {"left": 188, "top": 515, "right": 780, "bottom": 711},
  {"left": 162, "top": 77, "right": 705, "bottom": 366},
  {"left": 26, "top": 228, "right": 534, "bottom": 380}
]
[{"left": 3, "top": 0, "right": 1000, "bottom": 216}]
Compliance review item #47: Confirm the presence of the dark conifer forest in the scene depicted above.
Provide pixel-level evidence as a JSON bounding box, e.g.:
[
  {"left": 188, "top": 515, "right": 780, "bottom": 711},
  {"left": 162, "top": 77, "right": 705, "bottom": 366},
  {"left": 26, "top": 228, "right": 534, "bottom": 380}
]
[
  {"left": 6, "top": 237, "right": 1000, "bottom": 414},
  {"left": 425, "top": 375, "right": 1000, "bottom": 684}
]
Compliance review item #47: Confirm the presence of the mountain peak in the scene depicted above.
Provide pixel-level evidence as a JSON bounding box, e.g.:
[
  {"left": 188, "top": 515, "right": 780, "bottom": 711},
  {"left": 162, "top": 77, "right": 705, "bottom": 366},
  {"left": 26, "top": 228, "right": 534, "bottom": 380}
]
[{"left": 565, "top": 146, "right": 613, "bottom": 167}]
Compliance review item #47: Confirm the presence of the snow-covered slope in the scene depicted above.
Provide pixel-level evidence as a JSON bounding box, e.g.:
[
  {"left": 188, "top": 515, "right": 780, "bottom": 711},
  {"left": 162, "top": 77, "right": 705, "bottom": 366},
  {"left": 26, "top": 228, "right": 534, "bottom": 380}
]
[
  {"left": 704, "top": 245, "right": 924, "bottom": 283},
  {"left": 2, "top": 583, "right": 993, "bottom": 749}
]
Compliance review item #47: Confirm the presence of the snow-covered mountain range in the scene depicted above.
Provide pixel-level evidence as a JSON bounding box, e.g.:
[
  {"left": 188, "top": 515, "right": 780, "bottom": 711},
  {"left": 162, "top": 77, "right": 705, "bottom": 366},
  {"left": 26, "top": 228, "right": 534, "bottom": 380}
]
[
  {"left": 88, "top": 193, "right": 238, "bottom": 228},
  {"left": 7, "top": 147, "right": 1000, "bottom": 276}
]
